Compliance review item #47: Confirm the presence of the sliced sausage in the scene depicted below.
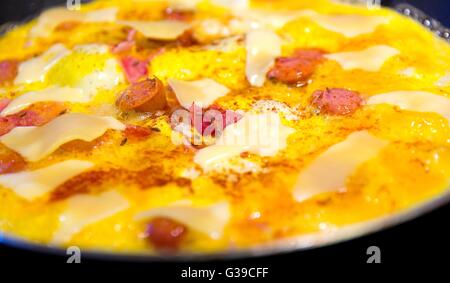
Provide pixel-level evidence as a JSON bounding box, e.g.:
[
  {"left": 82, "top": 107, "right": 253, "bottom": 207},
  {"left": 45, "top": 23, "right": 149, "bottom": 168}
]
[
  {"left": 0, "top": 102, "right": 67, "bottom": 136},
  {"left": 116, "top": 77, "right": 167, "bottom": 112},
  {"left": 54, "top": 21, "right": 80, "bottom": 32},
  {"left": 144, "top": 217, "right": 187, "bottom": 250},
  {"left": 0, "top": 59, "right": 19, "bottom": 85},
  {"left": 176, "top": 30, "right": 198, "bottom": 47},
  {"left": 311, "top": 88, "right": 363, "bottom": 116},
  {"left": 60, "top": 134, "right": 109, "bottom": 152},
  {"left": 123, "top": 124, "right": 153, "bottom": 140},
  {"left": 13, "top": 102, "right": 67, "bottom": 127},
  {"left": 267, "top": 49, "right": 324, "bottom": 86},
  {"left": 0, "top": 118, "right": 14, "bottom": 136}
]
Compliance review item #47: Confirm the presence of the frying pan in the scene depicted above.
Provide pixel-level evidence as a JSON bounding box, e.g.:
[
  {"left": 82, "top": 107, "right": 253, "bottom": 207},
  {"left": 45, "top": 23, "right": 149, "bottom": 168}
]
[{"left": 0, "top": 0, "right": 449, "bottom": 261}]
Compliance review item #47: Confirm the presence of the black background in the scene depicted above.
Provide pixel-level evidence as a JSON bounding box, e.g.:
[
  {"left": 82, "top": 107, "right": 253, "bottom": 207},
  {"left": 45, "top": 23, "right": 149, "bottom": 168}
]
[{"left": 0, "top": 0, "right": 449, "bottom": 276}]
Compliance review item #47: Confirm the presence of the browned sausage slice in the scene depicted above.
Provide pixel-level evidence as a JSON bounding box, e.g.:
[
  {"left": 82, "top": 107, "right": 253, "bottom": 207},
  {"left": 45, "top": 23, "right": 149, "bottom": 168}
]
[
  {"left": 267, "top": 49, "right": 324, "bottom": 86},
  {"left": 116, "top": 78, "right": 167, "bottom": 112},
  {"left": 123, "top": 124, "right": 153, "bottom": 140},
  {"left": 144, "top": 217, "right": 187, "bottom": 250}
]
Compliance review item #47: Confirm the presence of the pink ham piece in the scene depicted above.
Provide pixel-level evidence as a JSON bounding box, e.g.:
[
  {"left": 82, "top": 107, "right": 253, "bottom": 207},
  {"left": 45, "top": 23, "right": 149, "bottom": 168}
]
[
  {"left": 0, "top": 98, "right": 11, "bottom": 112},
  {"left": 112, "top": 29, "right": 136, "bottom": 54},
  {"left": 311, "top": 88, "right": 363, "bottom": 116},
  {"left": 120, "top": 56, "right": 148, "bottom": 83}
]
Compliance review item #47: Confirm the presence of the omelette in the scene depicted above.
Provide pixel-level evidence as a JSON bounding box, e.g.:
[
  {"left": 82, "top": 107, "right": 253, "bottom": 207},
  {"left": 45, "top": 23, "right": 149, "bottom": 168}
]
[{"left": 0, "top": 0, "right": 449, "bottom": 255}]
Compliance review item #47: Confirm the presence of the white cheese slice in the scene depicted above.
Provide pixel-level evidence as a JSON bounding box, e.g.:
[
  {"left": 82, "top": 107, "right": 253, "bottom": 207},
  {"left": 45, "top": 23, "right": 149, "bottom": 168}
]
[
  {"left": 0, "top": 113, "right": 125, "bottom": 162},
  {"left": 194, "top": 112, "right": 295, "bottom": 172},
  {"left": 293, "top": 131, "right": 388, "bottom": 202},
  {"left": 233, "top": 9, "right": 316, "bottom": 30},
  {"left": 30, "top": 7, "right": 118, "bottom": 38},
  {"left": 73, "top": 44, "right": 110, "bottom": 54},
  {"left": 168, "top": 78, "right": 230, "bottom": 109},
  {"left": 0, "top": 160, "right": 94, "bottom": 201},
  {"left": 245, "top": 29, "right": 282, "bottom": 87},
  {"left": 0, "top": 86, "right": 89, "bottom": 116},
  {"left": 205, "top": 35, "right": 243, "bottom": 52},
  {"left": 367, "top": 91, "right": 450, "bottom": 122},
  {"left": 14, "top": 44, "right": 71, "bottom": 84},
  {"left": 52, "top": 190, "right": 129, "bottom": 244},
  {"left": 309, "top": 14, "right": 388, "bottom": 37},
  {"left": 118, "top": 20, "right": 191, "bottom": 40},
  {"left": 159, "top": 0, "right": 201, "bottom": 10},
  {"left": 83, "top": 8, "right": 118, "bottom": 22},
  {"left": 212, "top": 0, "right": 249, "bottom": 11},
  {"left": 325, "top": 45, "right": 399, "bottom": 72},
  {"left": 135, "top": 201, "right": 230, "bottom": 239}
]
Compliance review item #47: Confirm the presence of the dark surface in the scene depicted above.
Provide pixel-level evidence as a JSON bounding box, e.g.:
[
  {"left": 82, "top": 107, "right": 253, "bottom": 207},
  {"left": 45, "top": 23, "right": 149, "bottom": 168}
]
[
  {"left": 0, "top": 0, "right": 449, "bottom": 27},
  {"left": 385, "top": 0, "right": 450, "bottom": 26},
  {"left": 0, "top": 0, "right": 449, "bottom": 275}
]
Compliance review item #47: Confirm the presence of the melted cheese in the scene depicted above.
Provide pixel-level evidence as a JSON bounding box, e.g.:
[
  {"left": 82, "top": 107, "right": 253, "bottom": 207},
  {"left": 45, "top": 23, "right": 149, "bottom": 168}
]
[
  {"left": 0, "top": 160, "right": 94, "bottom": 201},
  {"left": 367, "top": 91, "right": 450, "bottom": 122},
  {"left": 245, "top": 30, "right": 282, "bottom": 87},
  {"left": 164, "top": 0, "right": 201, "bottom": 10},
  {"left": 135, "top": 201, "right": 230, "bottom": 239},
  {"left": 0, "top": 113, "right": 125, "bottom": 162},
  {"left": 212, "top": 0, "right": 249, "bottom": 11},
  {"left": 30, "top": 7, "right": 118, "bottom": 38},
  {"left": 52, "top": 191, "right": 129, "bottom": 244},
  {"left": 293, "top": 131, "right": 388, "bottom": 202},
  {"left": 309, "top": 14, "right": 388, "bottom": 37},
  {"left": 168, "top": 78, "right": 230, "bottom": 109},
  {"left": 118, "top": 20, "right": 191, "bottom": 40},
  {"left": 325, "top": 45, "right": 400, "bottom": 72},
  {"left": 233, "top": 9, "right": 316, "bottom": 30},
  {"left": 83, "top": 7, "right": 118, "bottom": 22},
  {"left": 194, "top": 112, "right": 295, "bottom": 171},
  {"left": 14, "top": 44, "right": 70, "bottom": 84},
  {"left": 0, "top": 86, "right": 89, "bottom": 116}
]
